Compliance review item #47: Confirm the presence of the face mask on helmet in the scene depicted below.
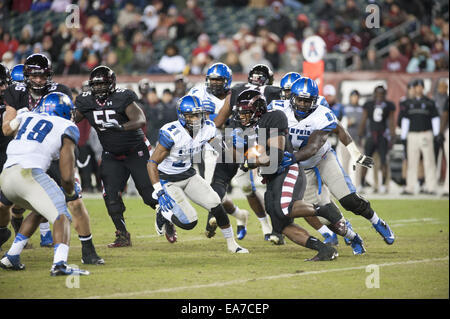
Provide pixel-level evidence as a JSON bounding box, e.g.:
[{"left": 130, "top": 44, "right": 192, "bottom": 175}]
[
  {"left": 236, "top": 93, "right": 267, "bottom": 127},
  {"left": 248, "top": 72, "right": 268, "bottom": 86},
  {"left": 89, "top": 66, "right": 116, "bottom": 102},
  {"left": 290, "top": 94, "right": 317, "bottom": 119},
  {"left": 281, "top": 88, "right": 292, "bottom": 100},
  {"left": 23, "top": 55, "right": 53, "bottom": 96},
  {"left": 90, "top": 81, "right": 111, "bottom": 100},
  {"left": 206, "top": 75, "right": 227, "bottom": 96},
  {"left": 184, "top": 111, "right": 204, "bottom": 131}
]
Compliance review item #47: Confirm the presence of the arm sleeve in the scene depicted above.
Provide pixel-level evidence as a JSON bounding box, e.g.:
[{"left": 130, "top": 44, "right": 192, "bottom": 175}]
[
  {"left": 62, "top": 125, "right": 80, "bottom": 145},
  {"left": 158, "top": 129, "right": 175, "bottom": 150},
  {"left": 432, "top": 117, "right": 440, "bottom": 136},
  {"left": 400, "top": 118, "right": 410, "bottom": 140}
]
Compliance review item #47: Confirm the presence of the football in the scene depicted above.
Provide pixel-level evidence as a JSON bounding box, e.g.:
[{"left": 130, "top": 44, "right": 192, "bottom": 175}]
[{"left": 244, "top": 144, "right": 265, "bottom": 159}]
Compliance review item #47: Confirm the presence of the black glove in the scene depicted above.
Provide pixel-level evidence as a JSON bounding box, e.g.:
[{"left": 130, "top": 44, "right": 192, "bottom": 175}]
[
  {"left": 240, "top": 160, "right": 257, "bottom": 172},
  {"left": 435, "top": 133, "right": 445, "bottom": 147},
  {"left": 101, "top": 122, "right": 124, "bottom": 131}
]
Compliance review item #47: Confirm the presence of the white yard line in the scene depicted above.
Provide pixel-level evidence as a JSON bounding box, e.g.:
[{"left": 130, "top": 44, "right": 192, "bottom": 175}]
[{"left": 86, "top": 256, "right": 449, "bottom": 299}]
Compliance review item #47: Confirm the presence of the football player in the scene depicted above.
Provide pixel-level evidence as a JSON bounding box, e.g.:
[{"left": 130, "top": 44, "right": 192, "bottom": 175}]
[
  {"left": 279, "top": 78, "right": 395, "bottom": 245},
  {"left": 74, "top": 65, "right": 158, "bottom": 248},
  {"left": 2, "top": 54, "right": 104, "bottom": 264},
  {"left": 188, "top": 63, "right": 251, "bottom": 240},
  {"left": 5, "top": 63, "right": 54, "bottom": 248},
  {"left": 0, "top": 92, "right": 89, "bottom": 276},
  {"left": 147, "top": 95, "right": 248, "bottom": 253},
  {"left": 209, "top": 64, "right": 281, "bottom": 243},
  {"left": 233, "top": 89, "right": 344, "bottom": 261}
]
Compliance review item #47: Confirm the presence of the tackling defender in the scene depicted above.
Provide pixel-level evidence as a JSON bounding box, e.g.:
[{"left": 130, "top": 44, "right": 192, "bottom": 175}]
[
  {"left": 280, "top": 77, "right": 395, "bottom": 245},
  {"left": 147, "top": 95, "right": 248, "bottom": 253},
  {"left": 2, "top": 54, "right": 103, "bottom": 264},
  {"left": 0, "top": 92, "right": 89, "bottom": 276}
]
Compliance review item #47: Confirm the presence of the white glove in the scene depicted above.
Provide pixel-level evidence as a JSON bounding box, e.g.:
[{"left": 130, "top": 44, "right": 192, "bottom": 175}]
[{"left": 346, "top": 142, "right": 374, "bottom": 170}]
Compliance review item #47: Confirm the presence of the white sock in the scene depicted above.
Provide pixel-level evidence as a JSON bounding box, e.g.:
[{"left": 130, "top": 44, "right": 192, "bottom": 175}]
[
  {"left": 317, "top": 225, "right": 334, "bottom": 237},
  {"left": 257, "top": 216, "right": 272, "bottom": 234},
  {"left": 220, "top": 226, "right": 239, "bottom": 250},
  {"left": 7, "top": 233, "right": 29, "bottom": 256},
  {"left": 370, "top": 212, "right": 380, "bottom": 224},
  {"left": 344, "top": 228, "right": 356, "bottom": 240},
  {"left": 53, "top": 243, "right": 69, "bottom": 264},
  {"left": 39, "top": 222, "right": 51, "bottom": 236},
  {"left": 231, "top": 206, "right": 247, "bottom": 226}
]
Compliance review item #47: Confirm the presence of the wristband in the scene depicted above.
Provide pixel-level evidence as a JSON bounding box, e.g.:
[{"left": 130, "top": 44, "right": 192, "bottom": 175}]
[
  {"left": 346, "top": 141, "right": 361, "bottom": 161},
  {"left": 9, "top": 118, "right": 20, "bottom": 131}
]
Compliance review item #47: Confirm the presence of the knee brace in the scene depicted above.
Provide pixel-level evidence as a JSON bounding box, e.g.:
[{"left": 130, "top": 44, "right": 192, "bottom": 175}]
[
  {"left": 211, "top": 177, "right": 228, "bottom": 201},
  {"left": 104, "top": 194, "right": 125, "bottom": 216},
  {"left": 316, "top": 202, "right": 343, "bottom": 225},
  {"left": 172, "top": 216, "right": 197, "bottom": 230},
  {"left": 210, "top": 204, "right": 230, "bottom": 227},
  {"left": 339, "top": 193, "right": 374, "bottom": 219}
]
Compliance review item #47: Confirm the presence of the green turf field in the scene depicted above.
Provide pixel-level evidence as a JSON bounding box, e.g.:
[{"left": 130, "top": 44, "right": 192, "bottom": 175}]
[{"left": 0, "top": 198, "right": 448, "bottom": 299}]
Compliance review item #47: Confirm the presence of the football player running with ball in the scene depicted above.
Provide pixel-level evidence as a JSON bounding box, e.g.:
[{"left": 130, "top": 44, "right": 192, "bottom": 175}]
[{"left": 147, "top": 95, "right": 248, "bottom": 253}]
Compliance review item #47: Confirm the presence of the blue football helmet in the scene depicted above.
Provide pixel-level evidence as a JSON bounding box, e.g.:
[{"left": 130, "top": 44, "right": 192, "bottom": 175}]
[
  {"left": 206, "top": 63, "right": 232, "bottom": 96},
  {"left": 280, "top": 72, "right": 302, "bottom": 100},
  {"left": 11, "top": 64, "right": 24, "bottom": 83},
  {"left": 177, "top": 95, "right": 205, "bottom": 131},
  {"left": 35, "top": 92, "right": 75, "bottom": 120},
  {"left": 290, "top": 77, "right": 319, "bottom": 119}
]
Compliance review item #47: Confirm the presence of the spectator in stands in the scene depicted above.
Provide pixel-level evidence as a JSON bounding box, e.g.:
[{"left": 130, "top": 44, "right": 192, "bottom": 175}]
[
  {"left": 142, "top": 5, "right": 159, "bottom": 37},
  {"left": 42, "top": 21, "right": 55, "bottom": 40},
  {"left": 105, "top": 50, "right": 125, "bottom": 75},
  {"left": 434, "top": 79, "right": 449, "bottom": 114},
  {"left": 406, "top": 45, "right": 436, "bottom": 73},
  {"left": 114, "top": 37, "right": 134, "bottom": 72},
  {"left": 317, "top": 0, "right": 335, "bottom": 23},
  {"left": 141, "top": 86, "right": 164, "bottom": 146},
  {"left": 336, "top": 25, "right": 362, "bottom": 54},
  {"left": 0, "top": 32, "right": 19, "bottom": 59},
  {"left": 264, "top": 39, "right": 280, "bottom": 71},
  {"left": 442, "top": 23, "right": 449, "bottom": 52},
  {"left": 266, "top": 1, "right": 293, "bottom": 39},
  {"left": 253, "top": 15, "right": 268, "bottom": 36},
  {"left": 31, "top": 0, "right": 51, "bottom": 12},
  {"left": 279, "top": 36, "right": 303, "bottom": 73},
  {"left": 91, "top": 0, "right": 115, "bottom": 25},
  {"left": 173, "top": 74, "right": 190, "bottom": 99},
  {"left": 398, "top": 35, "right": 414, "bottom": 60},
  {"left": 294, "top": 14, "right": 312, "bottom": 42},
  {"left": 417, "top": 25, "right": 437, "bottom": 49},
  {"left": 91, "top": 24, "right": 110, "bottom": 55},
  {"left": 223, "top": 50, "right": 243, "bottom": 73},
  {"left": 179, "top": 0, "right": 204, "bottom": 39},
  {"left": 131, "top": 41, "right": 153, "bottom": 74},
  {"left": 50, "top": 0, "right": 72, "bottom": 13},
  {"left": 117, "top": 2, "right": 138, "bottom": 30},
  {"left": 14, "top": 43, "right": 32, "bottom": 65},
  {"left": 233, "top": 23, "right": 252, "bottom": 53},
  {"left": 192, "top": 33, "right": 212, "bottom": 57},
  {"left": 19, "top": 24, "right": 34, "bottom": 46},
  {"left": 11, "top": 0, "right": 33, "bottom": 14},
  {"left": 42, "top": 35, "right": 59, "bottom": 63},
  {"left": 240, "top": 44, "right": 273, "bottom": 74},
  {"left": 53, "top": 24, "right": 72, "bottom": 55},
  {"left": 55, "top": 49, "right": 81, "bottom": 75},
  {"left": 188, "top": 52, "right": 213, "bottom": 75},
  {"left": 324, "top": 84, "right": 345, "bottom": 122},
  {"left": 317, "top": 21, "right": 339, "bottom": 53},
  {"left": 383, "top": 2, "right": 408, "bottom": 28},
  {"left": 362, "top": 47, "right": 382, "bottom": 70},
  {"left": 81, "top": 52, "right": 100, "bottom": 73},
  {"left": 153, "top": 43, "right": 186, "bottom": 74},
  {"left": 209, "top": 34, "right": 230, "bottom": 60},
  {"left": 431, "top": 40, "right": 449, "bottom": 71},
  {"left": 340, "top": 0, "right": 360, "bottom": 21},
  {"left": 383, "top": 45, "right": 409, "bottom": 72}
]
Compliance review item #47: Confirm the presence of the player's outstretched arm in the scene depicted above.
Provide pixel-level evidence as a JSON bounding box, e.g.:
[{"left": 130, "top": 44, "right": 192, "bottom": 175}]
[
  {"left": 292, "top": 130, "right": 329, "bottom": 162},
  {"left": 59, "top": 137, "right": 76, "bottom": 196},
  {"left": 334, "top": 121, "right": 354, "bottom": 146}
]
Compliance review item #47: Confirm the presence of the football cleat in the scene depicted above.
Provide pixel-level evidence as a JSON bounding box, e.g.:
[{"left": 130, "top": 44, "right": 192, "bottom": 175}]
[
  {"left": 350, "top": 234, "right": 366, "bottom": 255},
  {"left": 373, "top": 219, "right": 395, "bottom": 245},
  {"left": 40, "top": 231, "right": 53, "bottom": 247},
  {"left": 0, "top": 228, "right": 11, "bottom": 250},
  {"left": 236, "top": 225, "right": 247, "bottom": 240},
  {"left": 344, "top": 220, "right": 353, "bottom": 245},
  {"left": 205, "top": 217, "right": 217, "bottom": 238},
  {"left": 306, "top": 246, "right": 338, "bottom": 262},
  {"left": 0, "top": 254, "right": 25, "bottom": 271},
  {"left": 229, "top": 246, "right": 249, "bottom": 254},
  {"left": 322, "top": 232, "right": 339, "bottom": 246},
  {"left": 81, "top": 248, "right": 105, "bottom": 265},
  {"left": 264, "top": 233, "right": 271, "bottom": 241},
  {"left": 164, "top": 221, "right": 177, "bottom": 243},
  {"left": 50, "top": 262, "right": 90, "bottom": 276},
  {"left": 107, "top": 230, "right": 132, "bottom": 248},
  {"left": 155, "top": 207, "right": 165, "bottom": 236},
  {"left": 269, "top": 233, "right": 285, "bottom": 245}
]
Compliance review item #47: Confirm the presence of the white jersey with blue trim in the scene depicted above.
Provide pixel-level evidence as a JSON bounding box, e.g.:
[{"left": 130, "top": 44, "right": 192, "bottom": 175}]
[
  {"left": 4, "top": 112, "right": 80, "bottom": 171},
  {"left": 188, "top": 84, "right": 226, "bottom": 115},
  {"left": 268, "top": 99, "right": 338, "bottom": 169},
  {"left": 157, "top": 119, "right": 217, "bottom": 175},
  {"left": 317, "top": 95, "right": 329, "bottom": 108}
]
